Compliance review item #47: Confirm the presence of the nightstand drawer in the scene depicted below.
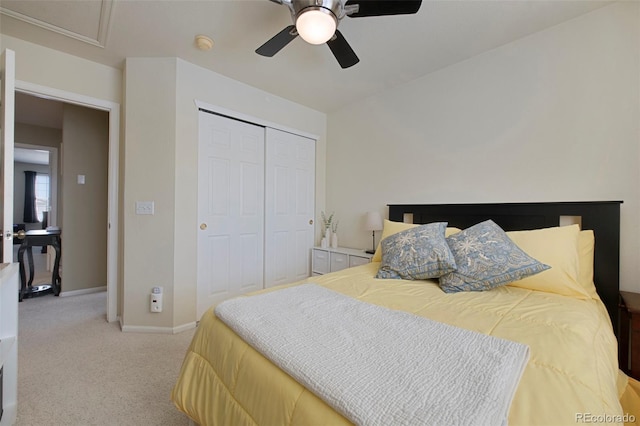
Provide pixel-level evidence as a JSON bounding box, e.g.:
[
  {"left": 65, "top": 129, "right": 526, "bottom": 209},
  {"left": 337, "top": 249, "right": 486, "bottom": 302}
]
[
  {"left": 349, "top": 255, "right": 370, "bottom": 267},
  {"left": 311, "top": 246, "right": 372, "bottom": 275},
  {"left": 312, "top": 249, "right": 329, "bottom": 274},
  {"left": 330, "top": 252, "right": 348, "bottom": 272}
]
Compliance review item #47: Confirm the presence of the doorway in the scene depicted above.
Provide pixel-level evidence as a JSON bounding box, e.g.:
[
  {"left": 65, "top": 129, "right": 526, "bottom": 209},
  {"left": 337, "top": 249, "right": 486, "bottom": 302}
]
[
  {"left": 14, "top": 144, "right": 58, "bottom": 229},
  {"left": 13, "top": 143, "right": 58, "bottom": 289},
  {"left": 15, "top": 87, "right": 119, "bottom": 321}
]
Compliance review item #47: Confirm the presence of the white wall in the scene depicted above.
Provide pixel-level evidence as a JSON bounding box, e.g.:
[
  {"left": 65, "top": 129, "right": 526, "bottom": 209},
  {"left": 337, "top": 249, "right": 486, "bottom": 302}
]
[{"left": 326, "top": 2, "right": 640, "bottom": 291}]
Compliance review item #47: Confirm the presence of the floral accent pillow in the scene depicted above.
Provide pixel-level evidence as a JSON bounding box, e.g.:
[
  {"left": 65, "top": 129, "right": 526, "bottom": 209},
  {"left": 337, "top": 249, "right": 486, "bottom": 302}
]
[
  {"left": 439, "top": 220, "right": 550, "bottom": 293},
  {"left": 376, "top": 222, "right": 457, "bottom": 280}
]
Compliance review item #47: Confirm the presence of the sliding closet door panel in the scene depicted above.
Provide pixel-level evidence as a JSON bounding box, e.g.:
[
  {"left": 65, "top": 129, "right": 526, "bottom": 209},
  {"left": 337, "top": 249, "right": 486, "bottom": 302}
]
[
  {"left": 295, "top": 230, "right": 309, "bottom": 276},
  {"left": 197, "top": 112, "right": 265, "bottom": 318},
  {"left": 208, "top": 236, "right": 230, "bottom": 293},
  {"left": 272, "top": 230, "right": 289, "bottom": 282},
  {"left": 265, "top": 128, "right": 315, "bottom": 288}
]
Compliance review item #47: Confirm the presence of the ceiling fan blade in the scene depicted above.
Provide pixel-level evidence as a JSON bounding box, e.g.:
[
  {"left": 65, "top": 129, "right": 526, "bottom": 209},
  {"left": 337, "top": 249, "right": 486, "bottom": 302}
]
[
  {"left": 256, "top": 25, "right": 298, "bottom": 57},
  {"left": 326, "top": 30, "right": 359, "bottom": 69},
  {"left": 345, "top": 0, "right": 422, "bottom": 17}
]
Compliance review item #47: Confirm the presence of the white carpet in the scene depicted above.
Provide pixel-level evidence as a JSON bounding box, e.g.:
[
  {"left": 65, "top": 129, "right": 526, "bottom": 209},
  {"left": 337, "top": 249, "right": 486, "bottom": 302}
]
[{"left": 16, "top": 291, "right": 196, "bottom": 425}]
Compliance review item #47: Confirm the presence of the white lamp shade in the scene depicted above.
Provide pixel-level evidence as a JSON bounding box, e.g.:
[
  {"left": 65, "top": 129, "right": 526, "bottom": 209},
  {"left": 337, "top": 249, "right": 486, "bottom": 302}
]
[
  {"left": 365, "top": 212, "right": 383, "bottom": 231},
  {"left": 296, "top": 8, "right": 337, "bottom": 45}
]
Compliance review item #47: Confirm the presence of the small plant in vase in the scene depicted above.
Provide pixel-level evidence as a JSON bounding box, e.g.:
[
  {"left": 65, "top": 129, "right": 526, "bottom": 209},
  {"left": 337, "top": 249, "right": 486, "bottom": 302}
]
[
  {"left": 321, "top": 211, "right": 334, "bottom": 240},
  {"left": 331, "top": 220, "right": 339, "bottom": 248}
]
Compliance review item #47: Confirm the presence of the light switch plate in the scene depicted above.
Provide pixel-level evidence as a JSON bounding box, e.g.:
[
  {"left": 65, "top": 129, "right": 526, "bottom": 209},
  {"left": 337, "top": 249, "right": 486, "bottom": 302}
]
[{"left": 135, "top": 201, "right": 154, "bottom": 215}]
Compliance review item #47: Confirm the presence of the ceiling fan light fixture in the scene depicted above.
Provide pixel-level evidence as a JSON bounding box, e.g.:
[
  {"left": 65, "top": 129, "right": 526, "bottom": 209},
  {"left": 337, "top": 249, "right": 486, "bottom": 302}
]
[{"left": 296, "top": 7, "right": 337, "bottom": 45}]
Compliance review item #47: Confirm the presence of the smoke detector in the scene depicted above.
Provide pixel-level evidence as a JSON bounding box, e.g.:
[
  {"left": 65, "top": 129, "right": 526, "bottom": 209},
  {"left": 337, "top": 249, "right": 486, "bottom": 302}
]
[{"left": 195, "top": 35, "right": 214, "bottom": 51}]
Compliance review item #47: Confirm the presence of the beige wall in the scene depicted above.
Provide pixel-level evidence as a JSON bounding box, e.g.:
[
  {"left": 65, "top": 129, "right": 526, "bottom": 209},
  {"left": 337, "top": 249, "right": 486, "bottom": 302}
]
[
  {"left": 0, "top": 35, "right": 121, "bottom": 104},
  {"left": 1, "top": 34, "right": 122, "bottom": 303},
  {"left": 326, "top": 2, "right": 640, "bottom": 292},
  {"left": 1, "top": 35, "right": 327, "bottom": 330},
  {"left": 122, "top": 58, "right": 177, "bottom": 329},
  {"left": 15, "top": 117, "right": 109, "bottom": 293},
  {"left": 7, "top": 3, "right": 635, "bottom": 325},
  {"left": 61, "top": 104, "right": 109, "bottom": 292},
  {"left": 14, "top": 122, "right": 61, "bottom": 149},
  {"left": 121, "top": 57, "right": 327, "bottom": 329},
  {"left": 173, "top": 59, "right": 327, "bottom": 328}
]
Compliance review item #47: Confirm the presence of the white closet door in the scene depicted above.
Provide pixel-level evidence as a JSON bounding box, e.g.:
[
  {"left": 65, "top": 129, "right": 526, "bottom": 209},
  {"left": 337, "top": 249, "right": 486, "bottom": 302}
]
[
  {"left": 265, "top": 128, "right": 315, "bottom": 288},
  {"left": 197, "top": 112, "right": 265, "bottom": 318}
]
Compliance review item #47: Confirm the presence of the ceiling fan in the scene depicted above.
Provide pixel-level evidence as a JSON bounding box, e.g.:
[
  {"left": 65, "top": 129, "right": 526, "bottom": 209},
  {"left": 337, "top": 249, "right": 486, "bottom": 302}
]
[{"left": 256, "top": 0, "right": 423, "bottom": 69}]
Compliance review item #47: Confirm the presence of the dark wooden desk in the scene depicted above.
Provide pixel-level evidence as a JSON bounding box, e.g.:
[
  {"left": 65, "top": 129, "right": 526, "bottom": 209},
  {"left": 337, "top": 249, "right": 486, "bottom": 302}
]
[{"left": 18, "top": 229, "right": 61, "bottom": 302}]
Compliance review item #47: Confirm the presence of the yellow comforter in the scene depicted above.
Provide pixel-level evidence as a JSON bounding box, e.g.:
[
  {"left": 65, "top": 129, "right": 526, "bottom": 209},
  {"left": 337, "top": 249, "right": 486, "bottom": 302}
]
[{"left": 172, "top": 263, "right": 640, "bottom": 425}]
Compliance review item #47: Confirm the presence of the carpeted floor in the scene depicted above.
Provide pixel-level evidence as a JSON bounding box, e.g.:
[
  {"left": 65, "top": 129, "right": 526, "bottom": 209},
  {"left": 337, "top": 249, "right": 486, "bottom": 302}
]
[{"left": 16, "top": 290, "right": 196, "bottom": 425}]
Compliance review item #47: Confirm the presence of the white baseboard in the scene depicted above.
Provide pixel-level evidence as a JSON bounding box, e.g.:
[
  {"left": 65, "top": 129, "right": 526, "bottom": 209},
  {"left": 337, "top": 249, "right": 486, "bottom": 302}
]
[
  {"left": 173, "top": 322, "right": 198, "bottom": 333},
  {"left": 120, "top": 321, "right": 197, "bottom": 334},
  {"left": 59, "top": 286, "right": 107, "bottom": 298}
]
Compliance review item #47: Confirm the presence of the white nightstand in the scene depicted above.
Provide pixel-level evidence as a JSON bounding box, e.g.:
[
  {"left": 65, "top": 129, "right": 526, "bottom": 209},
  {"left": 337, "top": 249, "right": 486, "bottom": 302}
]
[{"left": 311, "top": 247, "right": 373, "bottom": 276}]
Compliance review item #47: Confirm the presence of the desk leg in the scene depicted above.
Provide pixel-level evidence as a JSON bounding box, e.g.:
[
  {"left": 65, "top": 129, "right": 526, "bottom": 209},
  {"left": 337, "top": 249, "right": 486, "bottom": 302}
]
[
  {"left": 18, "top": 245, "right": 26, "bottom": 302},
  {"left": 51, "top": 239, "right": 61, "bottom": 296},
  {"left": 26, "top": 247, "right": 34, "bottom": 288}
]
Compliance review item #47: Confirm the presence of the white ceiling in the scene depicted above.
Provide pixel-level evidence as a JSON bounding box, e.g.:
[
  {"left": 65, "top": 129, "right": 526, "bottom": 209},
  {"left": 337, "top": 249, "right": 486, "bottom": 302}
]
[{"left": 0, "top": 0, "right": 615, "bottom": 113}]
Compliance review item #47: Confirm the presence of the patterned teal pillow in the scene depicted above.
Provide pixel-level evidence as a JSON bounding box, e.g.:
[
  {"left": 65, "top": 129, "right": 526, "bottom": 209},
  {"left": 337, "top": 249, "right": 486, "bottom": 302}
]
[
  {"left": 376, "top": 222, "right": 457, "bottom": 280},
  {"left": 439, "top": 220, "right": 550, "bottom": 293}
]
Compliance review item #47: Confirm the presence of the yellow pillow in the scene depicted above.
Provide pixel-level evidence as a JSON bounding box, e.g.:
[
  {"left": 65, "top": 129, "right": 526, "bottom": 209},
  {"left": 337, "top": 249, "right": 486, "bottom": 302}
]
[
  {"left": 446, "top": 227, "right": 462, "bottom": 237},
  {"left": 506, "top": 224, "right": 590, "bottom": 299},
  {"left": 372, "top": 220, "right": 460, "bottom": 262},
  {"left": 577, "top": 230, "right": 599, "bottom": 299}
]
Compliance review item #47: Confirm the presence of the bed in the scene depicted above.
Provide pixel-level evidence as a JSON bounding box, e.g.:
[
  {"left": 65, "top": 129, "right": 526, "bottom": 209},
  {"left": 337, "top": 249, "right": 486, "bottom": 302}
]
[{"left": 172, "top": 201, "right": 640, "bottom": 425}]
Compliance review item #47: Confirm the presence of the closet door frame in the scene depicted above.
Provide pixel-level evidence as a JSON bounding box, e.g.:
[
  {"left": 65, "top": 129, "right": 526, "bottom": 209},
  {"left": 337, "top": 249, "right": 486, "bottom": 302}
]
[{"left": 194, "top": 101, "right": 319, "bottom": 142}]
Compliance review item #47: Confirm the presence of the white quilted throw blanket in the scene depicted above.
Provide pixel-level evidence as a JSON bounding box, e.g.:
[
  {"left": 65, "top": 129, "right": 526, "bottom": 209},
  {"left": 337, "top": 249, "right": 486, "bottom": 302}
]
[{"left": 215, "top": 284, "right": 530, "bottom": 426}]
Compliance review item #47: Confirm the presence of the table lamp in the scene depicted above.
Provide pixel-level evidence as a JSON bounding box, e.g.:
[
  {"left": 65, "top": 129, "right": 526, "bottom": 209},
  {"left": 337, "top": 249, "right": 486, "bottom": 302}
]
[{"left": 364, "top": 211, "right": 383, "bottom": 254}]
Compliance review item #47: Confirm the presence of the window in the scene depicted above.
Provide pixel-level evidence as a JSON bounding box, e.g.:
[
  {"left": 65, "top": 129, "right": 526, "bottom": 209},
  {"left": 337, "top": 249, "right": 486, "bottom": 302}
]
[{"left": 34, "top": 174, "right": 49, "bottom": 223}]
